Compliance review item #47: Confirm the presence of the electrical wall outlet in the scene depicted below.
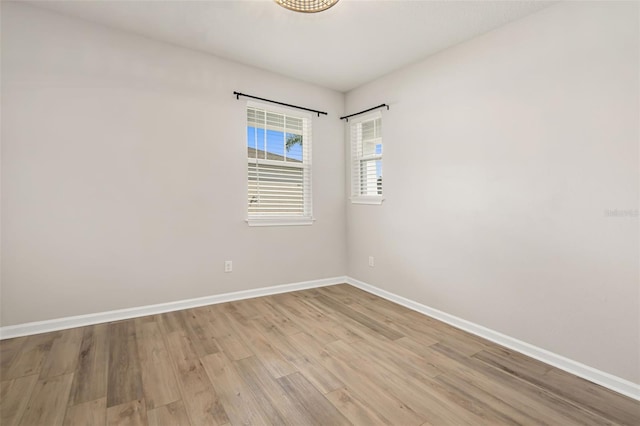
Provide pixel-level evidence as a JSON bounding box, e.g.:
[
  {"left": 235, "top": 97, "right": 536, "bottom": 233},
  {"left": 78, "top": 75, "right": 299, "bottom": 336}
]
[
  {"left": 368, "top": 256, "right": 375, "bottom": 267},
  {"left": 224, "top": 260, "right": 232, "bottom": 273}
]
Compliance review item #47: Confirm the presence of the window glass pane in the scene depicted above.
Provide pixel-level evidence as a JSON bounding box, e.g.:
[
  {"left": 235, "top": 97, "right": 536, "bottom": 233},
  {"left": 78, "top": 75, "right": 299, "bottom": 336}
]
[
  {"left": 248, "top": 108, "right": 305, "bottom": 162},
  {"left": 285, "top": 132, "right": 303, "bottom": 162},
  {"left": 247, "top": 126, "right": 266, "bottom": 159},
  {"left": 265, "top": 129, "right": 285, "bottom": 159}
]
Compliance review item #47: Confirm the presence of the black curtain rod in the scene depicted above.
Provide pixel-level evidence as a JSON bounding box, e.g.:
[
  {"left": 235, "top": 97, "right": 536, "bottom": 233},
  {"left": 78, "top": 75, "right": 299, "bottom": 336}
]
[
  {"left": 340, "top": 104, "right": 389, "bottom": 122},
  {"left": 233, "top": 91, "right": 327, "bottom": 117}
]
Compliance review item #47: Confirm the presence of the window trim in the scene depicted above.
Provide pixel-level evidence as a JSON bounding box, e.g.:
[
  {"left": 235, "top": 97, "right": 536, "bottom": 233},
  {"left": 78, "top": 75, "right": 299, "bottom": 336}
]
[
  {"left": 350, "top": 196, "right": 384, "bottom": 205},
  {"left": 245, "top": 100, "right": 314, "bottom": 226},
  {"left": 350, "top": 111, "right": 384, "bottom": 205},
  {"left": 246, "top": 217, "right": 315, "bottom": 227}
]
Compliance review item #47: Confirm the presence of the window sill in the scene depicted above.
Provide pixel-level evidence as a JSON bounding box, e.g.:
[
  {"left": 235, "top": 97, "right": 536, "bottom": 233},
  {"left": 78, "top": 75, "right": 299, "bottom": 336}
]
[
  {"left": 351, "top": 197, "right": 384, "bottom": 205},
  {"left": 246, "top": 217, "right": 315, "bottom": 227}
]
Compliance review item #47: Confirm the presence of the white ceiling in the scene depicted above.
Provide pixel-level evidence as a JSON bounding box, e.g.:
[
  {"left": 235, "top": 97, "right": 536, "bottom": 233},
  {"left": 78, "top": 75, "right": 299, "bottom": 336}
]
[{"left": 26, "top": 0, "right": 554, "bottom": 92}]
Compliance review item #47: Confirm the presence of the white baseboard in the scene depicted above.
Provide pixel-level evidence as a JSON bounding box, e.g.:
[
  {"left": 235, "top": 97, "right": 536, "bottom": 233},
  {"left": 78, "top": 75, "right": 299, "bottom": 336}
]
[
  {"left": 346, "top": 277, "right": 640, "bottom": 401},
  {"left": 0, "top": 276, "right": 347, "bottom": 340}
]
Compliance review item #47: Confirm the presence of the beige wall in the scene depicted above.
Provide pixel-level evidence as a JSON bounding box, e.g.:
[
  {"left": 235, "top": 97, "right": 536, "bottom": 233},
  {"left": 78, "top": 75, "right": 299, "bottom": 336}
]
[
  {"left": 1, "top": 3, "right": 346, "bottom": 326},
  {"left": 345, "top": 1, "right": 639, "bottom": 383}
]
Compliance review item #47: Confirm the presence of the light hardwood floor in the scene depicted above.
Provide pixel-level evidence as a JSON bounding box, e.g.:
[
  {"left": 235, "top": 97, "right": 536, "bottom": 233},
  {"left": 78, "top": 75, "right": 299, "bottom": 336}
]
[{"left": 1, "top": 284, "right": 638, "bottom": 425}]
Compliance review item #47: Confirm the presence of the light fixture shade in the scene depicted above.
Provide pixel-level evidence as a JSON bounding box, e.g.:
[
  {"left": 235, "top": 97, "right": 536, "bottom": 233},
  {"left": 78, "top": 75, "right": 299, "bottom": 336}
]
[{"left": 275, "top": 0, "right": 339, "bottom": 13}]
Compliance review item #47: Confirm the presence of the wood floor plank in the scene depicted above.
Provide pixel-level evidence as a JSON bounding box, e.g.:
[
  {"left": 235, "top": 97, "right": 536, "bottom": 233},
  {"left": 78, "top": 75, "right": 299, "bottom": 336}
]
[
  {"left": 269, "top": 293, "right": 341, "bottom": 345},
  {"left": 310, "top": 294, "right": 404, "bottom": 340},
  {"left": 106, "top": 321, "right": 143, "bottom": 408},
  {"left": 135, "top": 321, "right": 180, "bottom": 409},
  {"left": 179, "top": 309, "right": 220, "bottom": 357},
  {"left": 533, "top": 368, "right": 640, "bottom": 425},
  {"left": 317, "top": 284, "right": 360, "bottom": 305},
  {"left": 473, "top": 348, "right": 557, "bottom": 385},
  {"left": 294, "top": 289, "right": 372, "bottom": 343},
  {"left": 346, "top": 301, "right": 440, "bottom": 346},
  {"left": 437, "top": 333, "right": 490, "bottom": 357},
  {"left": 134, "top": 314, "right": 156, "bottom": 325},
  {"left": 40, "top": 328, "right": 84, "bottom": 379},
  {"left": 223, "top": 311, "right": 297, "bottom": 378},
  {"left": 63, "top": 397, "right": 106, "bottom": 426},
  {"left": 3, "top": 332, "right": 57, "bottom": 380},
  {"left": 432, "top": 373, "right": 551, "bottom": 425},
  {"left": 201, "top": 352, "right": 283, "bottom": 426},
  {"left": 0, "top": 375, "right": 39, "bottom": 425},
  {"left": 156, "top": 310, "right": 219, "bottom": 358},
  {"left": 288, "top": 287, "right": 323, "bottom": 300},
  {"left": 154, "top": 311, "right": 184, "bottom": 335},
  {"left": 147, "top": 400, "right": 191, "bottom": 426},
  {"left": 483, "top": 345, "right": 555, "bottom": 376},
  {"left": 419, "top": 373, "right": 521, "bottom": 425},
  {"left": 259, "top": 325, "right": 343, "bottom": 394},
  {"left": 69, "top": 324, "right": 109, "bottom": 405},
  {"left": 287, "top": 331, "right": 424, "bottom": 425},
  {"left": 204, "top": 305, "right": 253, "bottom": 360},
  {"left": 350, "top": 329, "right": 443, "bottom": 379},
  {"left": 222, "top": 299, "right": 261, "bottom": 324},
  {"left": 276, "top": 372, "right": 351, "bottom": 426},
  {"left": 0, "top": 337, "right": 27, "bottom": 374},
  {"left": 254, "top": 298, "right": 302, "bottom": 336},
  {"left": 328, "top": 283, "right": 384, "bottom": 303},
  {"left": 430, "top": 343, "right": 619, "bottom": 426},
  {"left": 298, "top": 296, "right": 386, "bottom": 344},
  {"left": 398, "top": 336, "right": 606, "bottom": 426},
  {"left": 163, "top": 331, "right": 229, "bottom": 426},
  {"left": 233, "top": 355, "right": 317, "bottom": 425},
  {"left": 106, "top": 399, "right": 146, "bottom": 426},
  {"left": 325, "top": 387, "right": 393, "bottom": 425},
  {"left": 19, "top": 373, "right": 73, "bottom": 426},
  {"left": 326, "top": 339, "right": 487, "bottom": 425},
  {"left": 353, "top": 298, "right": 489, "bottom": 355}
]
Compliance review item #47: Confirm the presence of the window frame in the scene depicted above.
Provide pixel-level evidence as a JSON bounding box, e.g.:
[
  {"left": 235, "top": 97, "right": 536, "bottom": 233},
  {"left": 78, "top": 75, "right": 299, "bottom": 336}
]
[
  {"left": 245, "top": 100, "right": 314, "bottom": 227},
  {"left": 350, "top": 111, "right": 384, "bottom": 205}
]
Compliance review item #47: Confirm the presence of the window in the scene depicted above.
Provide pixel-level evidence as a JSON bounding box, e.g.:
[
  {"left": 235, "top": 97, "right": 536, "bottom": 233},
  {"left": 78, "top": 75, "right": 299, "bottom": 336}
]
[
  {"left": 246, "top": 102, "right": 312, "bottom": 226},
  {"left": 351, "top": 111, "right": 383, "bottom": 204}
]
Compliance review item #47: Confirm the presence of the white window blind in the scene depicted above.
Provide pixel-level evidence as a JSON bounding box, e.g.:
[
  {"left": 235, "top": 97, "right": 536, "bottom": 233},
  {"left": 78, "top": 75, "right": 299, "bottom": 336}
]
[
  {"left": 351, "top": 111, "right": 383, "bottom": 204},
  {"left": 246, "top": 103, "right": 312, "bottom": 225}
]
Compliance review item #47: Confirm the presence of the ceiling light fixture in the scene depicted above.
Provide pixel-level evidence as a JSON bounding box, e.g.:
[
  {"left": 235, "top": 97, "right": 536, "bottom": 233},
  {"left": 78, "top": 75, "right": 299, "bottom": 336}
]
[{"left": 275, "top": 0, "right": 339, "bottom": 13}]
